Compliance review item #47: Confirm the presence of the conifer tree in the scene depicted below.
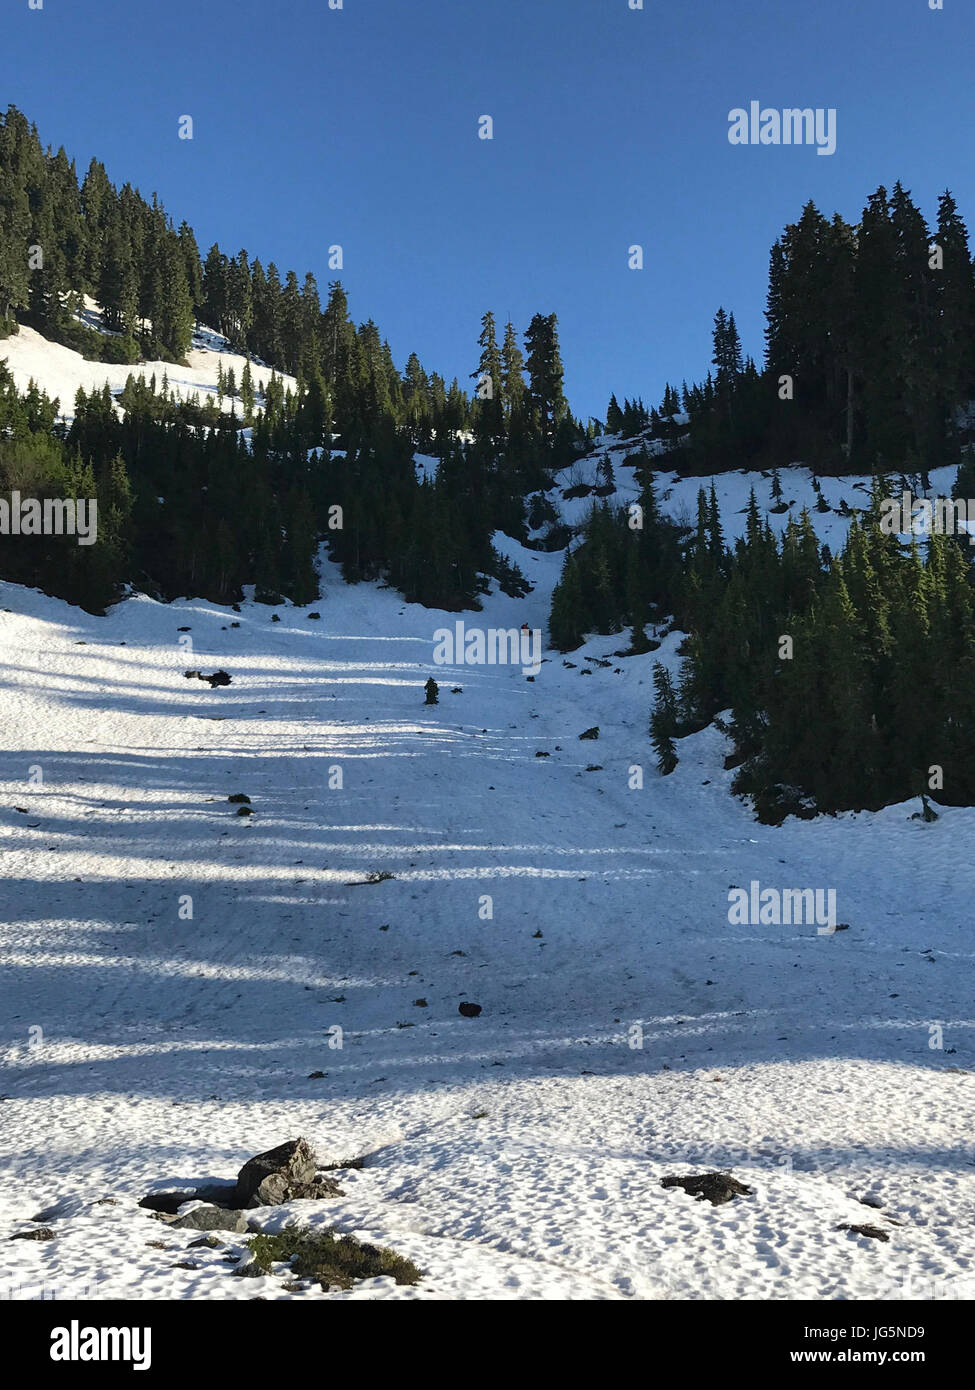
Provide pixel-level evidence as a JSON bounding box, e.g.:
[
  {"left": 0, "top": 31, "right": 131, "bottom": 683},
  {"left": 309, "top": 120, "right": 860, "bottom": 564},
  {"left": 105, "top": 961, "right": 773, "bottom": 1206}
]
[
  {"left": 650, "top": 662, "right": 680, "bottom": 774},
  {"left": 472, "top": 310, "right": 504, "bottom": 442},
  {"left": 501, "top": 320, "right": 526, "bottom": 420},
  {"left": 524, "top": 312, "right": 566, "bottom": 444},
  {"left": 605, "top": 393, "right": 623, "bottom": 434},
  {"left": 241, "top": 361, "right": 255, "bottom": 422}
]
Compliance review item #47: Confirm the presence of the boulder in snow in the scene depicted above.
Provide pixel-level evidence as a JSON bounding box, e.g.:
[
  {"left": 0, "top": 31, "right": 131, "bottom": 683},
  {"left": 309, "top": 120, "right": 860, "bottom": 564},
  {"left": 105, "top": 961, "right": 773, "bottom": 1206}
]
[{"left": 234, "top": 1137, "right": 343, "bottom": 1208}]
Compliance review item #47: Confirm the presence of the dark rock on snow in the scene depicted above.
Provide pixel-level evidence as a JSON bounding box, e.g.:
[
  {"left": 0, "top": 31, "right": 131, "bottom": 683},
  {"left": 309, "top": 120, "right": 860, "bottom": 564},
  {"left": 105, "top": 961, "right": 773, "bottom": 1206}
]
[
  {"left": 234, "top": 1137, "right": 343, "bottom": 1208},
  {"left": 170, "top": 1206, "right": 250, "bottom": 1233},
  {"left": 183, "top": 669, "right": 232, "bottom": 688},
  {"left": 660, "top": 1172, "right": 753, "bottom": 1205},
  {"left": 839, "top": 1223, "right": 890, "bottom": 1242}
]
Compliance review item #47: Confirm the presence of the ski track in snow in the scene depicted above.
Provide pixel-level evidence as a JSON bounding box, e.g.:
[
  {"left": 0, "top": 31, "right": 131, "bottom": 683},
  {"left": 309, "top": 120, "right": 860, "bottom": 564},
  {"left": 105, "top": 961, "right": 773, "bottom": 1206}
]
[{"left": 0, "top": 326, "right": 973, "bottom": 1300}]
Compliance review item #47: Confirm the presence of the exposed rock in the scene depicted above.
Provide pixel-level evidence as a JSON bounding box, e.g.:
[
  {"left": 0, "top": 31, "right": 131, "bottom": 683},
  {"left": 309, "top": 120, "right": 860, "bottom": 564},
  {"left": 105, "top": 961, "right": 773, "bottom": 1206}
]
[
  {"left": 10, "top": 1227, "right": 55, "bottom": 1241},
  {"left": 183, "top": 669, "right": 232, "bottom": 688},
  {"left": 139, "top": 1191, "right": 196, "bottom": 1215},
  {"left": 234, "top": 1137, "right": 343, "bottom": 1208},
  {"left": 458, "top": 1002, "right": 482, "bottom": 1018},
  {"left": 839, "top": 1223, "right": 890, "bottom": 1242},
  {"left": 237, "top": 1138, "right": 315, "bottom": 1197},
  {"left": 141, "top": 1142, "right": 344, "bottom": 1225},
  {"left": 660, "top": 1172, "right": 753, "bottom": 1205},
  {"left": 191, "top": 1182, "right": 239, "bottom": 1207},
  {"left": 242, "top": 1174, "right": 341, "bottom": 1207},
  {"left": 171, "top": 1206, "right": 250, "bottom": 1233},
  {"left": 141, "top": 1181, "right": 237, "bottom": 1214}
]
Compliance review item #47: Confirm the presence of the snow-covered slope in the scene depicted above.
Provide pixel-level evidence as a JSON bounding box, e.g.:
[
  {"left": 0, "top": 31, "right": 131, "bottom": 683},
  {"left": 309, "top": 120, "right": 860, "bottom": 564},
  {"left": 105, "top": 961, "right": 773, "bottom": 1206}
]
[
  {"left": 544, "top": 431, "right": 963, "bottom": 552},
  {"left": 0, "top": 307, "right": 296, "bottom": 424},
  {"left": 0, "top": 541, "right": 973, "bottom": 1301}
]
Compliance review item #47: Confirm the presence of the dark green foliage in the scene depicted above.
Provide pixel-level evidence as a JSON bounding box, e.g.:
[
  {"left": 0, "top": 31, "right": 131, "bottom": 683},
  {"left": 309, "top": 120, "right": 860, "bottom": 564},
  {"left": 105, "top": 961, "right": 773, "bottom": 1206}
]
[
  {"left": 553, "top": 462, "right": 975, "bottom": 814},
  {"left": 0, "top": 106, "right": 593, "bottom": 614},
  {"left": 613, "top": 183, "right": 974, "bottom": 480},
  {"left": 245, "top": 1227, "right": 422, "bottom": 1290},
  {"left": 650, "top": 663, "right": 681, "bottom": 775},
  {"left": 549, "top": 470, "right": 683, "bottom": 653},
  {"left": 424, "top": 677, "right": 439, "bottom": 705}
]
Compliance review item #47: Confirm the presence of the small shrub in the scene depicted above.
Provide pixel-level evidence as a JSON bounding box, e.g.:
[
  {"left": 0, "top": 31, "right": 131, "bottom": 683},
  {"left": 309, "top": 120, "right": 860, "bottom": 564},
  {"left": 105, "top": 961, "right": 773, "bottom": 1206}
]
[
  {"left": 245, "top": 1227, "right": 422, "bottom": 1290},
  {"left": 100, "top": 335, "right": 141, "bottom": 365}
]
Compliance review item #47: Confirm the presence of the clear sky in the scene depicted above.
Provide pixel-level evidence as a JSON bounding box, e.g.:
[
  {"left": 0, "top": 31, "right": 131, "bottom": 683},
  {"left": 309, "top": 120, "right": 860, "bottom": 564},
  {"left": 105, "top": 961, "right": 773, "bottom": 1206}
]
[{"left": 2, "top": 0, "right": 973, "bottom": 421}]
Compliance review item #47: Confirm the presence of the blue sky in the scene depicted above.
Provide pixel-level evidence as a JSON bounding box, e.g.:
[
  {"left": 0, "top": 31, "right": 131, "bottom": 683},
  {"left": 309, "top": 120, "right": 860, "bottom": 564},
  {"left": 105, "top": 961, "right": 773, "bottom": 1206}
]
[{"left": 3, "top": 0, "right": 974, "bottom": 421}]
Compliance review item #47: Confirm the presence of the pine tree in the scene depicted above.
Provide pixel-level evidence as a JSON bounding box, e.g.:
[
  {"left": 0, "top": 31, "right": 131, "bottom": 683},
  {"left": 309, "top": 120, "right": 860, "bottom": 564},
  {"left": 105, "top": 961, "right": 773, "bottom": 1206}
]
[
  {"left": 241, "top": 361, "right": 255, "bottom": 422},
  {"left": 650, "top": 662, "right": 680, "bottom": 774},
  {"left": 933, "top": 190, "right": 975, "bottom": 408},
  {"left": 524, "top": 312, "right": 566, "bottom": 444},
  {"left": 177, "top": 221, "right": 203, "bottom": 312},
  {"left": 501, "top": 320, "right": 526, "bottom": 421},
  {"left": 280, "top": 270, "right": 303, "bottom": 374},
  {"left": 152, "top": 234, "right": 194, "bottom": 360},
  {"left": 202, "top": 244, "right": 228, "bottom": 335},
  {"left": 605, "top": 393, "right": 623, "bottom": 434},
  {"left": 472, "top": 310, "right": 504, "bottom": 442},
  {"left": 0, "top": 158, "right": 31, "bottom": 325},
  {"left": 225, "top": 249, "right": 253, "bottom": 350}
]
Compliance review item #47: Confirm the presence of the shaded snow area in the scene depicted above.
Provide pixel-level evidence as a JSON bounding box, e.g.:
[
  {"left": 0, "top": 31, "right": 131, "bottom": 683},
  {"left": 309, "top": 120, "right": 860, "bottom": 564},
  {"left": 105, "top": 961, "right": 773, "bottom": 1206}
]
[{"left": 0, "top": 539, "right": 973, "bottom": 1302}]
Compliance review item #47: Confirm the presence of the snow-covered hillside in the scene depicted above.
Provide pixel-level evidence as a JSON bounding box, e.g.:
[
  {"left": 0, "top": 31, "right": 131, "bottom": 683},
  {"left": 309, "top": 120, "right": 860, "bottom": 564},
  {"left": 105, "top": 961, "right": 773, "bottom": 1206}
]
[
  {"left": 0, "top": 533, "right": 973, "bottom": 1300},
  {"left": 2, "top": 313, "right": 959, "bottom": 551},
  {"left": 0, "top": 305, "right": 297, "bottom": 425},
  {"left": 0, "top": 319, "right": 973, "bottom": 1301},
  {"left": 544, "top": 431, "right": 964, "bottom": 552}
]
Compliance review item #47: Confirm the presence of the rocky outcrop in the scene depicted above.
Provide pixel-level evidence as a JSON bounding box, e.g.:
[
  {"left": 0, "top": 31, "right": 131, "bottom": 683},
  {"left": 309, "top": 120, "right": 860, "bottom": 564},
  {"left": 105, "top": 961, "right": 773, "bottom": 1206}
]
[
  {"left": 140, "top": 1138, "right": 343, "bottom": 1220},
  {"left": 234, "top": 1138, "right": 342, "bottom": 1208}
]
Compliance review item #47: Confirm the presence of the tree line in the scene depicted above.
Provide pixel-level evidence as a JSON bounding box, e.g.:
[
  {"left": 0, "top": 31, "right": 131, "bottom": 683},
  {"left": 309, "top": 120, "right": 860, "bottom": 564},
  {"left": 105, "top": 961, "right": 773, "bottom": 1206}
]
[
  {"left": 0, "top": 106, "right": 593, "bottom": 609},
  {"left": 603, "top": 184, "right": 975, "bottom": 480}
]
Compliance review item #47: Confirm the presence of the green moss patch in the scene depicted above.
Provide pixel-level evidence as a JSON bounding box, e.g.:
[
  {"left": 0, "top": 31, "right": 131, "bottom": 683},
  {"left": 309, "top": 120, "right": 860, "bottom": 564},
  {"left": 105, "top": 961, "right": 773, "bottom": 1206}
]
[{"left": 246, "top": 1227, "right": 422, "bottom": 1290}]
